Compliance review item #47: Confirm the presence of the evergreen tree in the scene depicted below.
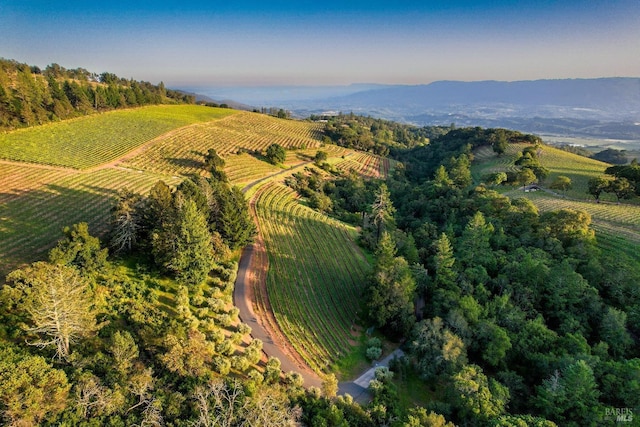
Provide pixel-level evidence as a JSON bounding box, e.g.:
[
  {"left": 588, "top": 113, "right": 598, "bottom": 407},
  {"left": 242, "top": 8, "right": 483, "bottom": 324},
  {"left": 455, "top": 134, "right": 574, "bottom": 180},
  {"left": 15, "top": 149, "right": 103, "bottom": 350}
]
[
  {"left": 370, "top": 183, "right": 396, "bottom": 243},
  {"left": 176, "top": 178, "right": 209, "bottom": 215},
  {"left": 48, "top": 222, "right": 108, "bottom": 275},
  {"left": 534, "top": 360, "right": 600, "bottom": 427},
  {"left": 210, "top": 184, "right": 255, "bottom": 250},
  {"left": 157, "top": 198, "right": 215, "bottom": 287},
  {"left": 457, "top": 211, "right": 496, "bottom": 273},
  {"left": 366, "top": 232, "right": 416, "bottom": 338},
  {"left": 265, "top": 143, "right": 287, "bottom": 164},
  {"left": 145, "top": 180, "right": 174, "bottom": 237},
  {"left": 204, "top": 148, "right": 225, "bottom": 172},
  {"left": 110, "top": 189, "right": 145, "bottom": 254}
]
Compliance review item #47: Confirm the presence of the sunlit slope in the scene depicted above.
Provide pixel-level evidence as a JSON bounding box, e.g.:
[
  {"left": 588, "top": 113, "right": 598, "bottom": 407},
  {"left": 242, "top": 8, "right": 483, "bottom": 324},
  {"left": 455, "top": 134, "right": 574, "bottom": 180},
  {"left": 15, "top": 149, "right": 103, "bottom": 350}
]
[
  {"left": 121, "top": 112, "right": 324, "bottom": 176},
  {"left": 0, "top": 108, "right": 323, "bottom": 277},
  {"left": 0, "top": 105, "right": 236, "bottom": 169},
  {"left": 0, "top": 167, "right": 182, "bottom": 277},
  {"left": 474, "top": 143, "right": 611, "bottom": 200},
  {"left": 472, "top": 142, "right": 640, "bottom": 253},
  {"left": 253, "top": 182, "right": 370, "bottom": 374}
]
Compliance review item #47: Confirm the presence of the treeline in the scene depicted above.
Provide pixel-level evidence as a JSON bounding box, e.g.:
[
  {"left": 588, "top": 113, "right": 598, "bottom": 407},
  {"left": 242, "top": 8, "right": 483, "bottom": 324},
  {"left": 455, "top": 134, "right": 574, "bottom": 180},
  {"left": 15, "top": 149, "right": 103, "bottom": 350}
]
[
  {"left": 321, "top": 113, "right": 451, "bottom": 155},
  {"left": 0, "top": 58, "right": 195, "bottom": 130},
  {"left": 587, "top": 160, "right": 640, "bottom": 202},
  {"left": 292, "top": 126, "right": 639, "bottom": 426}
]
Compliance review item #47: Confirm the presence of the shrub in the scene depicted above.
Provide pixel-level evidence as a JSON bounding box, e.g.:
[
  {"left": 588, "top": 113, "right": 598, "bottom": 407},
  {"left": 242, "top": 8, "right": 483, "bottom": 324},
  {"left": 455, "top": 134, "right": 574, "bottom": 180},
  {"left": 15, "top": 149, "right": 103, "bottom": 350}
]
[{"left": 366, "top": 346, "right": 382, "bottom": 361}]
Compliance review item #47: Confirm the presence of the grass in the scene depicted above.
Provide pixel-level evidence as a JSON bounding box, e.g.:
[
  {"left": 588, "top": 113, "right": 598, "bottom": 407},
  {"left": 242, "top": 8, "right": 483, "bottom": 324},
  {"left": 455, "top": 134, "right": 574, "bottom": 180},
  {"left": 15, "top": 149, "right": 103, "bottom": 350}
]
[
  {"left": 0, "top": 105, "right": 236, "bottom": 169},
  {"left": 393, "top": 366, "right": 438, "bottom": 413}
]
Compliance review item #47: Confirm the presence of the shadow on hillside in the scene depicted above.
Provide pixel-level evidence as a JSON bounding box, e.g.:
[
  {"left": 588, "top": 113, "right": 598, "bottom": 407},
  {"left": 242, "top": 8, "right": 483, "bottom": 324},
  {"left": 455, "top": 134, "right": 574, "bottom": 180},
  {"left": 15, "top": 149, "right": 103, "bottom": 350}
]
[
  {"left": 294, "top": 152, "right": 314, "bottom": 161},
  {"left": 0, "top": 183, "right": 121, "bottom": 280},
  {"left": 166, "top": 157, "right": 205, "bottom": 171},
  {"left": 247, "top": 151, "right": 274, "bottom": 165}
]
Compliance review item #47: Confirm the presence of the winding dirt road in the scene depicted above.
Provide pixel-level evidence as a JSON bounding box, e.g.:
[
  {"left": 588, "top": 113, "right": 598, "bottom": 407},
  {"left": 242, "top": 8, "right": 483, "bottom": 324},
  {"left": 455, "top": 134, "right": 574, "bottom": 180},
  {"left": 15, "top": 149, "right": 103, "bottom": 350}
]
[{"left": 232, "top": 163, "right": 399, "bottom": 399}]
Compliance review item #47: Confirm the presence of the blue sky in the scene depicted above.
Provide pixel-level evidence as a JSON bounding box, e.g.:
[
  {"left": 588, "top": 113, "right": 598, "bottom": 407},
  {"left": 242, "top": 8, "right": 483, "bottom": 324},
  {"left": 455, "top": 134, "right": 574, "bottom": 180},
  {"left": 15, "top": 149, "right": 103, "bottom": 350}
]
[{"left": 2, "top": 1, "right": 639, "bottom": 86}]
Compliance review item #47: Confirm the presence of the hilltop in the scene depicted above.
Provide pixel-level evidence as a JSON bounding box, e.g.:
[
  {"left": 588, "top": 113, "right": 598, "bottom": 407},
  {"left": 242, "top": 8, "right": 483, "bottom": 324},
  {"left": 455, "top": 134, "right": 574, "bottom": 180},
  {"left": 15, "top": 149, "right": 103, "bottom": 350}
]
[{"left": 0, "top": 58, "right": 196, "bottom": 130}]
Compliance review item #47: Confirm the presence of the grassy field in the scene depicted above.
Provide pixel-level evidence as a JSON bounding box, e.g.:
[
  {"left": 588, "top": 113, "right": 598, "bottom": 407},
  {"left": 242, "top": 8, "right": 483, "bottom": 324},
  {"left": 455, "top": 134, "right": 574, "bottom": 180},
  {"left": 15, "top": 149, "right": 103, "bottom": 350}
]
[
  {"left": 253, "top": 181, "right": 371, "bottom": 375},
  {"left": 0, "top": 105, "right": 236, "bottom": 169}
]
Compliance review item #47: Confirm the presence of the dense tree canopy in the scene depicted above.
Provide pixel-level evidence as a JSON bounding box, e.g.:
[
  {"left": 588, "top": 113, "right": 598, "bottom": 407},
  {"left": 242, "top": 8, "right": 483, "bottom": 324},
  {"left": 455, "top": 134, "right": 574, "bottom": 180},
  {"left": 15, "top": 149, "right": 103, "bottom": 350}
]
[
  {"left": 265, "top": 143, "right": 287, "bottom": 164},
  {"left": 0, "top": 58, "right": 194, "bottom": 130}
]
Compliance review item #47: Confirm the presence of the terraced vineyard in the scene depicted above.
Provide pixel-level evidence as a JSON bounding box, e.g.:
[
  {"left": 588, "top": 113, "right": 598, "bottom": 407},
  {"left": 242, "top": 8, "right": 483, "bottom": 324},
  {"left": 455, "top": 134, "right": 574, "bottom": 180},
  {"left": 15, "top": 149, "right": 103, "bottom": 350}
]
[
  {"left": 474, "top": 143, "right": 612, "bottom": 200},
  {"left": 0, "top": 162, "right": 73, "bottom": 204},
  {"left": 253, "top": 181, "right": 370, "bottom": 374},
  {"left": 225, "top": 153, "right": 282, "bottom": 185},
  {"left": 122, "top": 112, "right": 324, "bottom": 176},
  {"left": 335, "top": 151, "right": 391, "bottom": 178},
  {"left": 472, "top": 144, "right": 522, "bottom": 183},
  {"left": 0, "top": 110, "right": 328, "bottom": 275},
  {"left": 534, "top": 144, "right": 613, "bottom": 200},
  {"left": 524, "top": 191, "right": 640, "bottom": 240},
  {"left": 0, "top": 105, "right": 236, "bottom": 169},
  {"left": 1, "top": 106, "right": 384, "bottom": 380}
]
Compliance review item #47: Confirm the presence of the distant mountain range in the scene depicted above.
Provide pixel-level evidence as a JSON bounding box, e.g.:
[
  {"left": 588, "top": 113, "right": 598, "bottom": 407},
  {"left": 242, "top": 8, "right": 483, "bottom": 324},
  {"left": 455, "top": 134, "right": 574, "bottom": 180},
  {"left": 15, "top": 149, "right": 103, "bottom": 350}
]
[
  {"left": 322, "top": 78, "right": 640, "bottom": 116},
  {"left": 190, "top": 78, "right": 640, "bottom": 141}
]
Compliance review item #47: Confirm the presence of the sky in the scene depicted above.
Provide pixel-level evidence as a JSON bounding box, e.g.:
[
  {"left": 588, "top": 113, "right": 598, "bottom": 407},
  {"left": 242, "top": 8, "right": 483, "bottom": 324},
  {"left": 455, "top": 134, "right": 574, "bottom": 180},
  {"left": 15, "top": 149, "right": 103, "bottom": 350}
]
[{"left": 2, "top": 1, "right": 639, "bottom": 87}]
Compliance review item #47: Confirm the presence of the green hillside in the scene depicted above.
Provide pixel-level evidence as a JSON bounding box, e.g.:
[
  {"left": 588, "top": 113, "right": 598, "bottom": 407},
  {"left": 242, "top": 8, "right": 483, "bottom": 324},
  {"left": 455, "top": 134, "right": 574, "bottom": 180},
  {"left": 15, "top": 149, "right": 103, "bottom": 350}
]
[
  {"left": 0, "top": 105, "right": 236, "bottom": 169},
  {"left": 472, "top": 141, "right": 640, "bottom": 246},
  {"left": 0, "top": 108, "right": 330, "bottom": 277}
]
